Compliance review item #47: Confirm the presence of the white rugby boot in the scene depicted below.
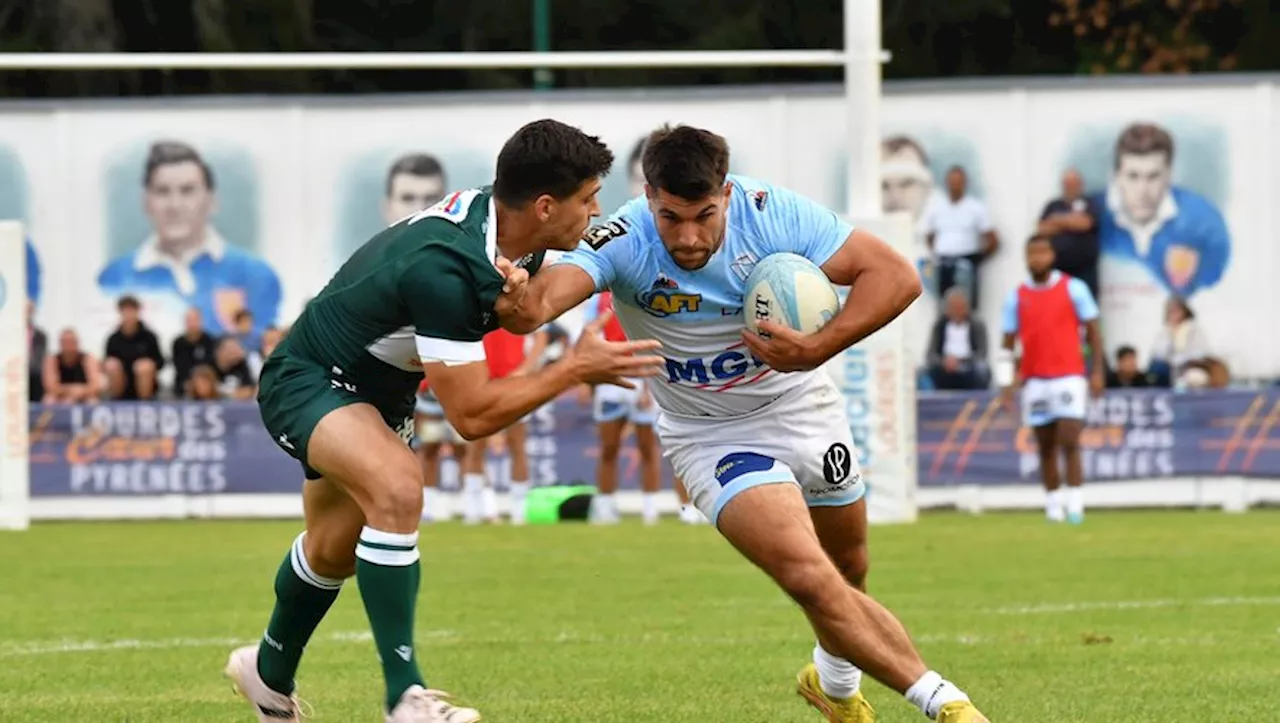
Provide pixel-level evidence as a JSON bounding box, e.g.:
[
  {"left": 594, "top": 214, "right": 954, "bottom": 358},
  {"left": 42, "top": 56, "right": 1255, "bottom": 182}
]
[
  {"left": 224, "top": 644, "right": 306, "bottom": 721},
  {"left": 387, "top": 685, "right": 481, "bottom": 723}
]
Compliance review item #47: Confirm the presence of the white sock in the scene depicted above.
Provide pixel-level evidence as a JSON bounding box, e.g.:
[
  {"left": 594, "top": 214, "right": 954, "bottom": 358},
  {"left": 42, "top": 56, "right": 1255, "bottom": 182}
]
[
  {"left": 421, "top": 487, "right": 440, "bottom": 522},
  {"left": 641, "top": 492, "right": 658, "bottom": 523},
  {"left": 905, "top": 671, "right": 968, "bottom": 719},
  {"left": 1065, "top": 486, "right": 1084, "bottom": 516},
  {"left": 601, "top": 493, "right": 617, "bottom": 517},
  {"left": 462, "top": 473, "right": 486, "bottom": 523},
  {"left": 813, "top": 643, "right": 861, "bottom": 699},
  {"left": 1045, "top": 488, "right": 1065, "bottom": 520},
  {"left": 509, "top": 480, "right": 530, "bottom": 523},
  {"left": 480, "top": 486, "right": 498, "bottom": 520}
]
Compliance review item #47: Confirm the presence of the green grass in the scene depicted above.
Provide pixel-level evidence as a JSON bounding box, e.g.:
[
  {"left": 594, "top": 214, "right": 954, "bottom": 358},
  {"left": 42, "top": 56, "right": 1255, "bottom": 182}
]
[{"left": 1, "top": 510, "right": 1277, "bottom": 722}]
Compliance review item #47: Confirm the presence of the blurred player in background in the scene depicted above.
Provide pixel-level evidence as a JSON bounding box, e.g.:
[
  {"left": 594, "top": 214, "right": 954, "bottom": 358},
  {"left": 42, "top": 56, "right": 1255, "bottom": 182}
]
[
  {"left": 226, "top": 120, "right": 660, "bottom": 723},
  {"left": 508, "top": 125, "right": 988, "bottom": 723},
  {"left": 580, "top": 290, "right": 662, "bottom": 525},
  {"left": 413, "top": 378, "right": 465, "bottom": 522},
  {"left": 459, "top": 327, "right": 549, "bottom": 525},
  {"left": 999, "top": 234, "right": 1105, "bottom": 525}
]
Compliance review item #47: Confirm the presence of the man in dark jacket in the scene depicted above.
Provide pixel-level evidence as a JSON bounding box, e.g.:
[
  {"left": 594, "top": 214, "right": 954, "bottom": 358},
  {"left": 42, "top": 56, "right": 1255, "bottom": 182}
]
[
  {"left": 103, "top": 295, "right": 165, "bottom": 400},
  {"left": 172, "top": 307, "right": 219, "bottom": 396},
  {"left": 926, "top": 287, "right": 990, "bottom": 390}
]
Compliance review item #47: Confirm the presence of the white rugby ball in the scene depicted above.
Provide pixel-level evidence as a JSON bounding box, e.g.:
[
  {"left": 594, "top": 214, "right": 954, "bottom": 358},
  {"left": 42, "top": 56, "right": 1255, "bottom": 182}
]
[{"left": 744, "top": 252, "right": 841, "bottom": 336}]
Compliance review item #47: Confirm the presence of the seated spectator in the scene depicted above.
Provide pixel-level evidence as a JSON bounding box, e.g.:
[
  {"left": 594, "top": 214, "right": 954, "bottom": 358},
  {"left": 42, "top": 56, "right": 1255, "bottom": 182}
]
[
  {"left": 42, "top": 328, "right": 103, "bottom": 403},
  {"left": 27, "top": 300, "right": 47, "bottom": 403},
  {"left": 250, "top": 325, "right": 285, "bottom": 380},
  {"left": 1149, "top": 296, "right": 1220, "bottom": 388},
  {"left": 231, "top": 308, "right": 257, "bottom": 351},
  {"left": 103, "top": 295, "right": 165, "bottom": 400},
  {"left": 926, "top": 287, "right": 990, "bottom": 390},
  {"left": 1105, "top": 345, "right": 1151, "bottom": 388},
  {"left": 214, "top": 337, "right": 257, "bottom": 400},
  {"left": 187, "top": 364, "right": 222, "bottom": 401},
  {"left": 172, "top": 307, "right": 219, "bottom": 397}
]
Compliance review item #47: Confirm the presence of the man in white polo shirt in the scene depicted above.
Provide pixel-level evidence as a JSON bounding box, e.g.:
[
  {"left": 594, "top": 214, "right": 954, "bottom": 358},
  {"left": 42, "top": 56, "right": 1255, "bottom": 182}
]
[{"left": 925, "top": 166, "right": 999, "bottom": 309}]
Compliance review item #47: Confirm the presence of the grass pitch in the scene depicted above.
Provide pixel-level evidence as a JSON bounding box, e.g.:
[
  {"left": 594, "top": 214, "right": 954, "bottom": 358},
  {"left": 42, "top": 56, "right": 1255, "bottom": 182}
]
[{"left": 1, "top": 510, "right": 1276, "bottom": 722}]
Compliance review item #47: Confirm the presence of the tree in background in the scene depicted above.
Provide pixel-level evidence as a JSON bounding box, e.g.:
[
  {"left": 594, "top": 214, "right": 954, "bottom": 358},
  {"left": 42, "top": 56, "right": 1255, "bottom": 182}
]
[{"left": 1050, "top": 0, "right": 1244, "bottom": 74}]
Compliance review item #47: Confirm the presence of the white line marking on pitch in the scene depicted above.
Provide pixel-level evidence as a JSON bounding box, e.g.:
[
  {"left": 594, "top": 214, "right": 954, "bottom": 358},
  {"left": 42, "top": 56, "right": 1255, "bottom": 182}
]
[
  {"left": 0, "top": 630, "right": 454, "bottom": 658},
  {"left": 986, "top": 595, "right": 1280, "bottom": 615}
]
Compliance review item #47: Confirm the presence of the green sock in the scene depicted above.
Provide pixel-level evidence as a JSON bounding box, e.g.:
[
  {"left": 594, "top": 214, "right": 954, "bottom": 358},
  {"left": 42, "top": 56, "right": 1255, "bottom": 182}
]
[
  {"left": 256, "top": 532, "right": 344, "bottom": 695},
  {"left": 356, "top": 526, "right": 426, "bottom": 711}
]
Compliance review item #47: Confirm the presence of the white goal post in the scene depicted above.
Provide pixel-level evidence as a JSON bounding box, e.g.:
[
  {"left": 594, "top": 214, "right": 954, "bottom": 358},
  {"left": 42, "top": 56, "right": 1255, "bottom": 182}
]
[{"left": 0, "top": 221, "right": 30, "bottom": 530}]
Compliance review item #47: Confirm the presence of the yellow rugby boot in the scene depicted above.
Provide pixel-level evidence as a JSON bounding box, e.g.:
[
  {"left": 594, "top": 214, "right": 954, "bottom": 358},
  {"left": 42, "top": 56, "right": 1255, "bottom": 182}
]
[
  {"left": 936, "top": 700, "right": 991, "bottom": 722},
  {"left": 796, "top": 663, "right": 876, "bottom": 722}
]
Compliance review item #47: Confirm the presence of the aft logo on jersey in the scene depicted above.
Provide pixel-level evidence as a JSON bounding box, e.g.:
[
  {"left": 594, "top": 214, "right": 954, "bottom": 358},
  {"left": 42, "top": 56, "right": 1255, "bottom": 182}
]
[
  {"left": 637, "top": 275, "right": 701, "bottom": 317},
  {"left": 665, "top": 348, "right": 769, "bottom": 387}
]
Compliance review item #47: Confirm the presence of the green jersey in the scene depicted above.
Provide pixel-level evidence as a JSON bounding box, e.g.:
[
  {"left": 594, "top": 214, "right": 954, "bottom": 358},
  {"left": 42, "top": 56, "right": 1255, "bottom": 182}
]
[
  {"left": 285, "top": 188, "right": 542, "bottom": 393},
  {"left": 259, "top": 188, "right": 543, "bottom": 476}
]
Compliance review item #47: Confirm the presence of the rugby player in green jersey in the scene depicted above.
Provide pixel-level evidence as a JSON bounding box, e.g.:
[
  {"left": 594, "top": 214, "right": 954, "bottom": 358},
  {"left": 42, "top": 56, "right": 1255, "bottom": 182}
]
[{"left": 224, "top": 120, "right": 663, "bottom": 723}]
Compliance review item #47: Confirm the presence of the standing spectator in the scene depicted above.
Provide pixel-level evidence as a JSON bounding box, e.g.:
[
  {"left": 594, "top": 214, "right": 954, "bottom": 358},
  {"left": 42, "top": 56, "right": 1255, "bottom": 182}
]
[
  {"left": 925, "top": 166, "right": 999, "bottom": 309},
  {"left": 103, "top": 296, "right": 165, "bottom": 400},
  {"left": 26, "top": 300, "right": 47, "bottom": 403},
  {"left": 42, "top": 329, "right": 104, "bottom": 403},
  {"left": 213, "top": 337, "right": 257, "bottom": 400},
  {"left": 186, "top": 364, "right": 222, "bottom": 400},
  {"left": 1105, "top": 345, "right": 1151, "bottom": 389},
  {"left": 172, "top": 307, "right": 219, "bottom": 396},
  {"left": 1038, "top": 169, "right": 1101, "bottom": 301},
  {"left": 925, "top": 287, "right": 991, "bottom": 390}
]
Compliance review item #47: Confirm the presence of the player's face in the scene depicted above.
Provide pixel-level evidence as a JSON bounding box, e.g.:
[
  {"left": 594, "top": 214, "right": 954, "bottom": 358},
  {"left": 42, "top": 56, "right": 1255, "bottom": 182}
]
[
  {"left": 541, "top": 179, "right": 603, "bottom": 251},
  {"left": 649, "top": 183, "right": 732, "bottom": 270},
  {"left": 1026, "top": 240, "right": 1055, "bottom": 277},
  {"left": 1115, "top": 153, "right": 1172, "bottom": 225},
  {"left": 384, "top": 173, "right": 446, "bottom": 225},
  {"left": 144, "top": 161, "right": 214, "bottom": 246},
  {"left": 881, "top": 147, "right": 931, "bottom": 219}
]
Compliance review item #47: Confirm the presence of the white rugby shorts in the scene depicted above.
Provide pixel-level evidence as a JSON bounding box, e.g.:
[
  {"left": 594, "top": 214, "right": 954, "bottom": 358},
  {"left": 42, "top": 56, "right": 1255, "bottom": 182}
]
[
  {"left": 1021, "top": 375, "right": 1088, "bottom": 428},
  {"left": 593, "top": 381, "right": 658, "bottom": 426},
  {"left": 657, "top": 373, "right": 865, "bottom": 526}
]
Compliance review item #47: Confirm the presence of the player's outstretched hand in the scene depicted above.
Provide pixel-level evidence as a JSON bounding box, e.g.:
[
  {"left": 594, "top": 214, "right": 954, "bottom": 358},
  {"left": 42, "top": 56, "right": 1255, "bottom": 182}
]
[
  {"left": 570, "top": 310, "right": 664, "bottom": 388},
  {"left": 741, "top": 320, "right": 821, "bottom": 373},
  {"left": 493, "top": 255, "right": 530, "bottom": 322}
]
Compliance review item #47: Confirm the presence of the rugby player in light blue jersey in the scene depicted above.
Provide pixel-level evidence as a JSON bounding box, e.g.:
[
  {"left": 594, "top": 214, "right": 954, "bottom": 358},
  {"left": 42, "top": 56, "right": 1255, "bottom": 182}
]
[{"left": 506, "top": 125, "right": 989, "bottom": 723}]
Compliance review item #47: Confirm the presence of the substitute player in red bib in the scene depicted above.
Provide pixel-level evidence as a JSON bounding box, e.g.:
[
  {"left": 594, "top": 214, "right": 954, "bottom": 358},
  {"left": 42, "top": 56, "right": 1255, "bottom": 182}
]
[
  {"left": 998, "top": 234, "right": 1105, "bottom": 524},
  {"left": 458, "top": 328, "right": 548, "bottom": 524}
]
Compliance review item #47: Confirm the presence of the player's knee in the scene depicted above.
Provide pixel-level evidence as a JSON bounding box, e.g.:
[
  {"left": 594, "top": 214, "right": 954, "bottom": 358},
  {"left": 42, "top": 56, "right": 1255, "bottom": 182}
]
[
  {"left": 360, "top": 470, "right": 425, "bottom": 531},
  {"left": 832, "top": 544, "right": 869, "bottom": 591},
  {"left": 774, "top": 558, "right": 847, "bottom": 613},
  {"left": 303, "top": 527, "right": 358, "bottom": 579},
  {"left": 1058, "top": 436, "right": 1081, "bottom": 454},
  {"left": 599, "top": 440, "right": 622, "bottom": 462}
]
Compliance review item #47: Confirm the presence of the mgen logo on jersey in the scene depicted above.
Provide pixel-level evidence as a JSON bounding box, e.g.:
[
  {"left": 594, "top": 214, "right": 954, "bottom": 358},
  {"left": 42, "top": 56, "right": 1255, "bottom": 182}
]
[
  {"left": 665, "top": 349, "right": 768, "bottom": 385},
  {"left": 636, "top": 275, "right": 701, "bottom": 317}
]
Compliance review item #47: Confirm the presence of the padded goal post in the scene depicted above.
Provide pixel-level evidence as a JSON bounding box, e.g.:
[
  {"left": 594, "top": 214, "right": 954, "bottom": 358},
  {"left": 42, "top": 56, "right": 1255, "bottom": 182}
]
[
  {"left": 824, "top": 213, "right": 918, "bottom": 524},
  {"left": 0, "top": 220, "right": 30, "bottom": 530}
]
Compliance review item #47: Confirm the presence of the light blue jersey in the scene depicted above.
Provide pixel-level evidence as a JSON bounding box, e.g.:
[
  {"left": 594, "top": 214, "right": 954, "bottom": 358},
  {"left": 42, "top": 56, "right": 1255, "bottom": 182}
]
[{"left": 558, "top": 174, "right": 853, "bottom": 417}]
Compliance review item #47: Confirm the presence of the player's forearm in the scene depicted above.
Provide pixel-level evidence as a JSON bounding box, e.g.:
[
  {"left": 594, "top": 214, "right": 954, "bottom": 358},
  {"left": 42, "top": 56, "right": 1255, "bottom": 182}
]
[
  {"left": 810, "top": 266, "right": 922, "bottom": 363},
  {"left": 449, "top": 360, "right": 580, "bottom": 440},
  {"left": 1086, "top": 324, "right": 1106, "bottom": 378}
]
